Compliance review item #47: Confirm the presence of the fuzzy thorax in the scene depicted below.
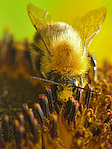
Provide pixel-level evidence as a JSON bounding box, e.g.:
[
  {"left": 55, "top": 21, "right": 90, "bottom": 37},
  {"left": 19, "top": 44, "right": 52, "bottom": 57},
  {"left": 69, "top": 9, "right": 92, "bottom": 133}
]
[{"left": 41, "top": 27, "right": 89, "bottom": 78}]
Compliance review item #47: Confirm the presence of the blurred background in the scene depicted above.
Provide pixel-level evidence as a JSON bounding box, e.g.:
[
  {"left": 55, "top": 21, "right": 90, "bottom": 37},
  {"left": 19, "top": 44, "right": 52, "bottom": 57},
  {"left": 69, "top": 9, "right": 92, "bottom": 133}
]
[{"left": 0, "top": 0, "right": 112, "bottom": 66}]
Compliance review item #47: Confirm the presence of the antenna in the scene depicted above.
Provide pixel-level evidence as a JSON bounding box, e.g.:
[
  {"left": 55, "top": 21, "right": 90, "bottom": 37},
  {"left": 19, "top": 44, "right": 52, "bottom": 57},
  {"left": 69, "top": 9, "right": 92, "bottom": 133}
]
[
  {"left": 28, "top": 76, "right": 99, "bottom": 94},
  {"left": 73, "top": 85, "right": 99, "bottom": 94},
  {"left": 28, "top": 76, "right": 59, "bottom": 85}
]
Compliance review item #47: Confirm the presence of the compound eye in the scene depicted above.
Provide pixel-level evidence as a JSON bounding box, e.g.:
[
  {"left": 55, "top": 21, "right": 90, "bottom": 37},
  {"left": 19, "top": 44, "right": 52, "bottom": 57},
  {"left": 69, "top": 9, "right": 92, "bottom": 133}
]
[{"left": 73, "top": 78, "right": 78, "bottom": 87}]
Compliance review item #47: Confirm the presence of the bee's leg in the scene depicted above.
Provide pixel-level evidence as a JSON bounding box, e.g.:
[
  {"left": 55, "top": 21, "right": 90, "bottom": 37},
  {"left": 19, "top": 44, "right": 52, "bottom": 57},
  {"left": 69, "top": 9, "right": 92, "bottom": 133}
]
[{"left": 88, "top": 54, "right": 97, "bottom": 84}]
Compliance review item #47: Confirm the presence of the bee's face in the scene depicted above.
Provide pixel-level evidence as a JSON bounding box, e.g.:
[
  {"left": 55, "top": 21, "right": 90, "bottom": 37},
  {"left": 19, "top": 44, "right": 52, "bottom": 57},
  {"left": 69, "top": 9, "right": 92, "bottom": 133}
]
[
  {"left": 53, "top": 74, "right": 78, "bottom": 86},
  {"left": 56, "top": 76, "right": 73, "bottom": 85}
]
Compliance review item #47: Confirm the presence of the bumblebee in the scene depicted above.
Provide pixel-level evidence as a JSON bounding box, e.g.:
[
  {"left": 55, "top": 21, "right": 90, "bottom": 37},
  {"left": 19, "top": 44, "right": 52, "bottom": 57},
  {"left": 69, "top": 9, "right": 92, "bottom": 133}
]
[{"left": 27, "top": 3, "right": 106, "bottom": 101}]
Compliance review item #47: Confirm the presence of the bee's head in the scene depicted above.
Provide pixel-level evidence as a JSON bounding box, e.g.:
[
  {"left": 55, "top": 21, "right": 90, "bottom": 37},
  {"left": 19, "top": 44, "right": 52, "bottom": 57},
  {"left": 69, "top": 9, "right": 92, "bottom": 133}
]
[{"left": 28, "top": 75, "right": 98, "bottom": 102}]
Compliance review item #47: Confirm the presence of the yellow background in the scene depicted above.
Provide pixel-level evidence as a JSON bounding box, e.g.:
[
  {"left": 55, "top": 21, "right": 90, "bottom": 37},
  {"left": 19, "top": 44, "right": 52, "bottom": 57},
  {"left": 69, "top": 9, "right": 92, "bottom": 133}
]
[{"left": 0, "top": 0, "right": 112, "bottom": 66}]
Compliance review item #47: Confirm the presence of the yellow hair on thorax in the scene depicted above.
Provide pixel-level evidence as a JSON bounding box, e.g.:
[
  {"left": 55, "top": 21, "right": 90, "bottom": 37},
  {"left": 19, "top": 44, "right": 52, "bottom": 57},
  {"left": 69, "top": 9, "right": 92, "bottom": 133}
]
[{"left": 41, "top": 23, "right": 89, "bottom": 78}]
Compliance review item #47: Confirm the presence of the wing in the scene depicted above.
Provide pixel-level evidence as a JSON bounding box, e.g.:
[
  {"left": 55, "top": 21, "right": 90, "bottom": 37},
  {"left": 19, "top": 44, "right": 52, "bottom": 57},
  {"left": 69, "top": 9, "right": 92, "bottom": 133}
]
[
  {"left": 27, "top": 3, "right": 52, "bottom": 55},
  {"left": 27, "top": 3, "right": 51, "bottom": 30},
  {"left": 73, "top": 7, "right": 106, "bottom": 55}
]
